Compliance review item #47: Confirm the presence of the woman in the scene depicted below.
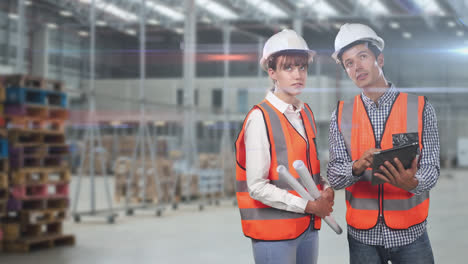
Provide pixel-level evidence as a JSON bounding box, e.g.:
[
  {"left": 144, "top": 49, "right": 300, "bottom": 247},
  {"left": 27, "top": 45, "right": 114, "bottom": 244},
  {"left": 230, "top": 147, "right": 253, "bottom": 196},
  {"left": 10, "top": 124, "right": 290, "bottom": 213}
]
[{"left": 235, "top": 29, "right": 335, "bottom": 264}]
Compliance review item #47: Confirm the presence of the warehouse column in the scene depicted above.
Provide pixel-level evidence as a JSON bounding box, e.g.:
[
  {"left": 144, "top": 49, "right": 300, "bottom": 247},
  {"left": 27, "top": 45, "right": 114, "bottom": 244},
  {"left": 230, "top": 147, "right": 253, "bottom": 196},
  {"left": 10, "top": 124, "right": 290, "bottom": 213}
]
[
  {"left": 31, "top": 25, "right": 49, "bottom": 78},
  {"left": 182, "top": 0, "right": 198, "bottom": 170},
  {"left": 220, "top": 24, "right": 232, "bottom": 200},
  {"left": 15, "top": 0, "right": 25, "bottom": 73}
]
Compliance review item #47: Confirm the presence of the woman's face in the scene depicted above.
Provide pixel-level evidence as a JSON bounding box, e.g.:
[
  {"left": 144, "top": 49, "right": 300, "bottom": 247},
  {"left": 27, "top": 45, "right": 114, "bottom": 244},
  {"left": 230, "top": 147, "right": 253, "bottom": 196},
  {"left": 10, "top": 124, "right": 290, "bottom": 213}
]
[{"left": 268, "top": 55, "right": 309, "bottom": 97}]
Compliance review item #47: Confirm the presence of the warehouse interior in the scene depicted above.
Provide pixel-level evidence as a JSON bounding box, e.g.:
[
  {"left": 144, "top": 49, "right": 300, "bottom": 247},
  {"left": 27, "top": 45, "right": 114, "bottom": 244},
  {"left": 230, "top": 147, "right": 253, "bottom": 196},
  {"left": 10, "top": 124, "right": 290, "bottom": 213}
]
[{"left": 0, "top": 0, "right": 467, "bottom": 263}]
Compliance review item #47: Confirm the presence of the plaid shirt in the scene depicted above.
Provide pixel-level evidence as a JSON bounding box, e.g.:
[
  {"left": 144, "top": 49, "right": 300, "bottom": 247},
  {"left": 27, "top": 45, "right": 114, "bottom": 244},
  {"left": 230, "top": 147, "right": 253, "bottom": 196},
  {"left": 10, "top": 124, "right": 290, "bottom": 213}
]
[{"left": 327, "top": 85, "right": 440, "bottom": 248}]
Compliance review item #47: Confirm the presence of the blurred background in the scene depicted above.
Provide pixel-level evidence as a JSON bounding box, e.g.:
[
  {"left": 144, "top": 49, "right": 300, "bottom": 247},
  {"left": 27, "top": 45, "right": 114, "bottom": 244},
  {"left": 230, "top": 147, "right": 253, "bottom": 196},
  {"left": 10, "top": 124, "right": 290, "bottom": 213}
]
[{"left": 0, "top": 0, "right": 466, "bottom": 263}]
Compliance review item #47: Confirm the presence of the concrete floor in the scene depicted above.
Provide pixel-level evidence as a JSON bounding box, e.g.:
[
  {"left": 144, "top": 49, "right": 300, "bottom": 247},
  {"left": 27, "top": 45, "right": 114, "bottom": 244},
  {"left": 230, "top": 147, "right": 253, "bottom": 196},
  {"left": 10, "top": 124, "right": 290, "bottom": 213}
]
[{"left": 0, "top": 168, "right": 467, "bottom": 263}]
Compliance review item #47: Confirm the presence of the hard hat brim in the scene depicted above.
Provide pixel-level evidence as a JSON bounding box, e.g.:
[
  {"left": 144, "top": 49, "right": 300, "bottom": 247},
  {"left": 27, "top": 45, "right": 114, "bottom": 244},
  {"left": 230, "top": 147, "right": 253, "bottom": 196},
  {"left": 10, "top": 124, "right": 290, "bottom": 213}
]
[
  {"left": 260, "top": 49, "right": 316, "bottom": 71},
  {"left": 331, "top": 37, "right": 384, "bottom": 64}
]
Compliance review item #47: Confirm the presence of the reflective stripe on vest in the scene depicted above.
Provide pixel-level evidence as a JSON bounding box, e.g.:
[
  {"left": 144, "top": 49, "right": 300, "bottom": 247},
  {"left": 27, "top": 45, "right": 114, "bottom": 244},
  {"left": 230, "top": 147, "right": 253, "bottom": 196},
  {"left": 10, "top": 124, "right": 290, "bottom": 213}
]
[
  {"left": 337, "top": 92, "right": 429, "bottom": 230},
  {"left": 235, "top": 100, "right": 322, "bottom": 240}
]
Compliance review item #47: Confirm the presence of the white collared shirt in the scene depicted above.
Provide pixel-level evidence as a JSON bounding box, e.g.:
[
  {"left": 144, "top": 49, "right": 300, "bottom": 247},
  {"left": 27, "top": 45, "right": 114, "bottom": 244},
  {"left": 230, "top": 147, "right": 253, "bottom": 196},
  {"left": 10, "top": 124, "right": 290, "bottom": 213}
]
[{"left": 244, "top": 91, "right": 323, "bottom": 214}]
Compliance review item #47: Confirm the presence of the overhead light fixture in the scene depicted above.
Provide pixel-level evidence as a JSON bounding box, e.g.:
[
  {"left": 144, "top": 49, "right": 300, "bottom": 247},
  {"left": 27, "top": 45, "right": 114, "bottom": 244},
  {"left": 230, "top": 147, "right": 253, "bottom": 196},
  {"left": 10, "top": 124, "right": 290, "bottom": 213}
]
[
  {"left": 447, "top": 21, "right": 456, "bottom": 28},
  {"left": 197, "top": 0, "right": 239, "bottom": 20},
  {"left": 455, "top": 48, "right": 468, "bottom": 54},
  {"left": 96, "top": 20, "right": 107, "bottom": 26},
  {"left": 79, "top": 0, "right": 138, "bottom": 22},
  {"left": 174, "top": 28, "right": 184, "bottom": 34},
  {"left": 389, "top": 21, "right": 400, "bottom": 29},
  {"left": 24, "top": 0, "right": 32, "bottom": 6},
  {"left": 146, "top": 2, "right": 184, "bottom": 21},
  {"left": 244, "top": 0, "right": 288, "bottom": 19},
  {"left": 125, "top": 29, "right": 136, "bottom": 36},
  {"left": 456, "top": 30, "right": 464, "bottom": 37},
  {"left": 60, "top": 10, "right": 73, "bottom": 17},
  {"left": 47, "top": 23, "right": 58, "bottom": 29},
  {"left": 402, "top": 32, "right": 412, "bottom": 39},
  {"left": 358, "top": 0, "right": 389, "bottom": 15},
  {"left": 8, "top": 13, "right": 18, "bottom": 20},
  {"left": 200, "top": 16, "right": 212, "bottom": 23},
  {"left": 78, "top": 30, "right": 89, "bottom": 37},
  {"left": 299, "top": 0, "right": 338, "bottom": 17},
  {"left": 413, "top": 0, "right": 444, "bottom": 16},
  {"left": 148, "top": 19, "right": 160, "bottom": 25}
]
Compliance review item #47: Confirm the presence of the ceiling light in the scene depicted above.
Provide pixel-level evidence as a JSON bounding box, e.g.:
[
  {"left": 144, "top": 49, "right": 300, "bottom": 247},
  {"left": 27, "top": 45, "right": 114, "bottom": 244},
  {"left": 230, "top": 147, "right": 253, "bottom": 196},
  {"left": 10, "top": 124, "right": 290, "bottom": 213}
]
[
  {"left": 60, "top": 10, "right": 73, "bottom": 17},
  {"left": 24, "top": 0, "right": 32, "bottom": 6},
  {"left": 300, "top": 0, "right": 338, "bottom": 17},
  {"left": 413, "top": 0, "right": 444, "bottom": 16},
  {"left": 358, "top": 0, "right": 389, "bottom": 15},
  {"left": 402, "top": 32, "right": 412, "bottom": 39},
  {"left": 447, "top": 21, "right": 456, "bottom": 28},
  {"left": 389, "top": 21, "right": 400, "bottom": 29},
  {"left": 47, "top": 23, "right": 58, "bottom": 29},
  {"left": 174, "top": 28, "right": 184, "bottom": 34},
  {"left": 245, "top": 0, "right": 288, "bottom": 19},
  {"left": 125, "top": 29, "right": 136, "bottom": 36},
  {"left": 197, "top": 0, "right": 239, "bottom": 20},
  {"left": 201, "top": 16, "right": 212, "bottom": 23},
  {"left": 148, "top": 19, "right": 160, "bottom": 25},
  {"left": 8, "top": 13, "right": 18, "bottom": 20},
  {"left": 456, "top": 31, "right": 464, "bottom": 37},
  {"left": 146, "top": 2, "right": 184, "bottom": 21},
  {"left": 78, "top": 31, "right": 89, "bottom": 37},
  {"left": 96, "top": 20, "right": 107, "bottom": 26},
  {"left": 79, "top": 0, "right": 138, "bottom": 22}
]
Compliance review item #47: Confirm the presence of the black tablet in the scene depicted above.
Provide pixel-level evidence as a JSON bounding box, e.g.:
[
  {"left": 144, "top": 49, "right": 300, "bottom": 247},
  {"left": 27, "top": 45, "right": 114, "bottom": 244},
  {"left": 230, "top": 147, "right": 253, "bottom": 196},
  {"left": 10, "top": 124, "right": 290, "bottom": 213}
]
[{"left": 371, "top": 142, "right": 420, "bottom": 185}]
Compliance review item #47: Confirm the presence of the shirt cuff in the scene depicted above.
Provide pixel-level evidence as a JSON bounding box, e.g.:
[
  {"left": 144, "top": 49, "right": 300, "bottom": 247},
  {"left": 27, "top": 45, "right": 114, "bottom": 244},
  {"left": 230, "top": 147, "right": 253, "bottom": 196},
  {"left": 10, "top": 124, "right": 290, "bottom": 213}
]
[
  {"left": 350, "top": 160, "right": 363, "bottom": 177},
  {"left": 410, "top": 173, "right": 424, "bottom": 195},
  {"left": 294, "top": 196, "right": 309, "bottom": 214}
]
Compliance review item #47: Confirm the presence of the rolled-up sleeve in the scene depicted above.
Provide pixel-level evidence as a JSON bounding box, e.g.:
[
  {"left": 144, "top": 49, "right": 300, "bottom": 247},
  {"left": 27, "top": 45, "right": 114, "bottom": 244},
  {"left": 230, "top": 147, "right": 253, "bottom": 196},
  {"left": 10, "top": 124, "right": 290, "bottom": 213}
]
[
  {"left": 327, "top": 110, "right": 361, "bottom": 190},
  {"left": 411, "top": 102, "right": 440, "bottom": 195}
]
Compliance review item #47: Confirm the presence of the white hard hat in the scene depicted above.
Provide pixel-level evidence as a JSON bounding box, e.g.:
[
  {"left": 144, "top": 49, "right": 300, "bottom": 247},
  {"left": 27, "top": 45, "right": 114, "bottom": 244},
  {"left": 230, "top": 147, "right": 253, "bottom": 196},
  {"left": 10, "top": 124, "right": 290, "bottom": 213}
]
[
  {"left": 260, "top": 29, "right": 316, "bottom": 71},
  {"left": 332, "top": 23, "right": 384, "bottom": 64}
]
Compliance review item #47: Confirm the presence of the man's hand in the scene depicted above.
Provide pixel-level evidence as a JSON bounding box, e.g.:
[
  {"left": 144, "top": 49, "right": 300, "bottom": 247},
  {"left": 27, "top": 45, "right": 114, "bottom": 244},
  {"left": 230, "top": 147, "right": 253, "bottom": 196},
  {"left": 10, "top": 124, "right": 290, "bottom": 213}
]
[
  {"left": 374, "top": 157, "right": 419, "bottom": 191},
  {"left": 321, "top": 187, "right": 334, "bottom": 203},
  {"left": 352, "top": 148, "right": 380, "bottom": 176},
  {"left": 305, "top": 197, "right": 334, "bottom": 218}
]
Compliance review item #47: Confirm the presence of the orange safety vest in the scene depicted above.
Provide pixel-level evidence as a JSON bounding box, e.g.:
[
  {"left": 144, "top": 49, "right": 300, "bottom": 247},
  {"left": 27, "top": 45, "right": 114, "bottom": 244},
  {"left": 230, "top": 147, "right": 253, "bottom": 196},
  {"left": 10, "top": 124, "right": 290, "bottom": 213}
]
[
  {"left": 337, "top": 92, "right": 429, "bottom": 230},
  {"left": 235, "top": 100, "right": 322, "bottom": 241}
]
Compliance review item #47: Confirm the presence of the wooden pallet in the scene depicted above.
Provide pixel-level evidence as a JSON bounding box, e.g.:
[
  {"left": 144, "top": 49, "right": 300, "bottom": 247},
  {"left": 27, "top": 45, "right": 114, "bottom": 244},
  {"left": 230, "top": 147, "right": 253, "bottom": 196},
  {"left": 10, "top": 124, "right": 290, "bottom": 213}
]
[
  {"left": 11, "top": 183, "right": 69, "bottom": 199},
  {"left": 4, "top": 234, "right": 75, "bottom": 253},
  {"left": 0, "top": 172, "right": 7, "bottom": 188},
  {"left": 0, "top": 199, "right": 6, "bottom": 217},
  {"left": 44, "top": 79, "right": 64, "bottom": 92},
  {"left": 19, "top": 209, "right": 66, "bottom": 225},
  {"left": 5, "top": 104, "right": 48, "bottom": 119},
  {"left": 48, "top": 108, "right": 69, "bottom": 120},
  {"left": 8, "top": 197, "right": 69, "bottom": 211},
  {"left": 8, "top": 128, "right": 43, "bottom": 145},
  {"left": 11, "top": 167, "right": 71, "bottom": 185},
  {"left": 0, "top": 74, "right": 46, "bottom": 89}
]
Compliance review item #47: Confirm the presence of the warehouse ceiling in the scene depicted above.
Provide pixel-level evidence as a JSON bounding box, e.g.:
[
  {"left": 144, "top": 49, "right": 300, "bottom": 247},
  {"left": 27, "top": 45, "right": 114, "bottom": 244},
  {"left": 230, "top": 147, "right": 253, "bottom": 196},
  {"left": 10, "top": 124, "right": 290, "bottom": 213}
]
[{"left": 31, "top": 0, "right": 468, "bottom": 46}]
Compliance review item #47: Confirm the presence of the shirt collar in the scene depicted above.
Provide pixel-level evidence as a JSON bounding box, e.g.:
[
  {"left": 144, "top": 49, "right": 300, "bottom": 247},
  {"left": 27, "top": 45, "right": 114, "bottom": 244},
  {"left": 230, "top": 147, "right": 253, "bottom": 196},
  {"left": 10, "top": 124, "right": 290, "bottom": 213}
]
[
  {"left": 361, "top": 83, "right": 398, "bottom": 108},
  {"left": 265, "top": 91, "right": 304, "bottom": 114}
]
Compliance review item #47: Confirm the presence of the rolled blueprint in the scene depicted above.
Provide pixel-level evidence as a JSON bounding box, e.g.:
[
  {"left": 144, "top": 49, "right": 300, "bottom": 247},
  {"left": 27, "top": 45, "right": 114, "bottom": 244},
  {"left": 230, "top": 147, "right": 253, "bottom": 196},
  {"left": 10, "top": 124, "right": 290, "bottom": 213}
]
[{"left": 277, "top": 165, "right": 343, "bottom": 235}]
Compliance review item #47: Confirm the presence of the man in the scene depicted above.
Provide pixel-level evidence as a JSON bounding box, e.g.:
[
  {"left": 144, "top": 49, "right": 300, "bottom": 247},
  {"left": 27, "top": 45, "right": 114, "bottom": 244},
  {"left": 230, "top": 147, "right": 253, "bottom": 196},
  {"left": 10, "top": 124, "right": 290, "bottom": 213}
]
[{"left": 327, "top": 23, "right": 439, "bottom": 264}]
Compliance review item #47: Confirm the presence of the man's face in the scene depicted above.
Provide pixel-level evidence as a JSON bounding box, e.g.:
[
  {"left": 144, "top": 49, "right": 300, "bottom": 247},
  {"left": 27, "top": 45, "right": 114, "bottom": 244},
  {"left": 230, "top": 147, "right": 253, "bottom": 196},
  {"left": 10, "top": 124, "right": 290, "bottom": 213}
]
[
  {"left": 268, "top": 56, "right": 308, "bottom": 96},
  {"left": 341, "top": 43, "right": 384, "bottom": 89}
]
